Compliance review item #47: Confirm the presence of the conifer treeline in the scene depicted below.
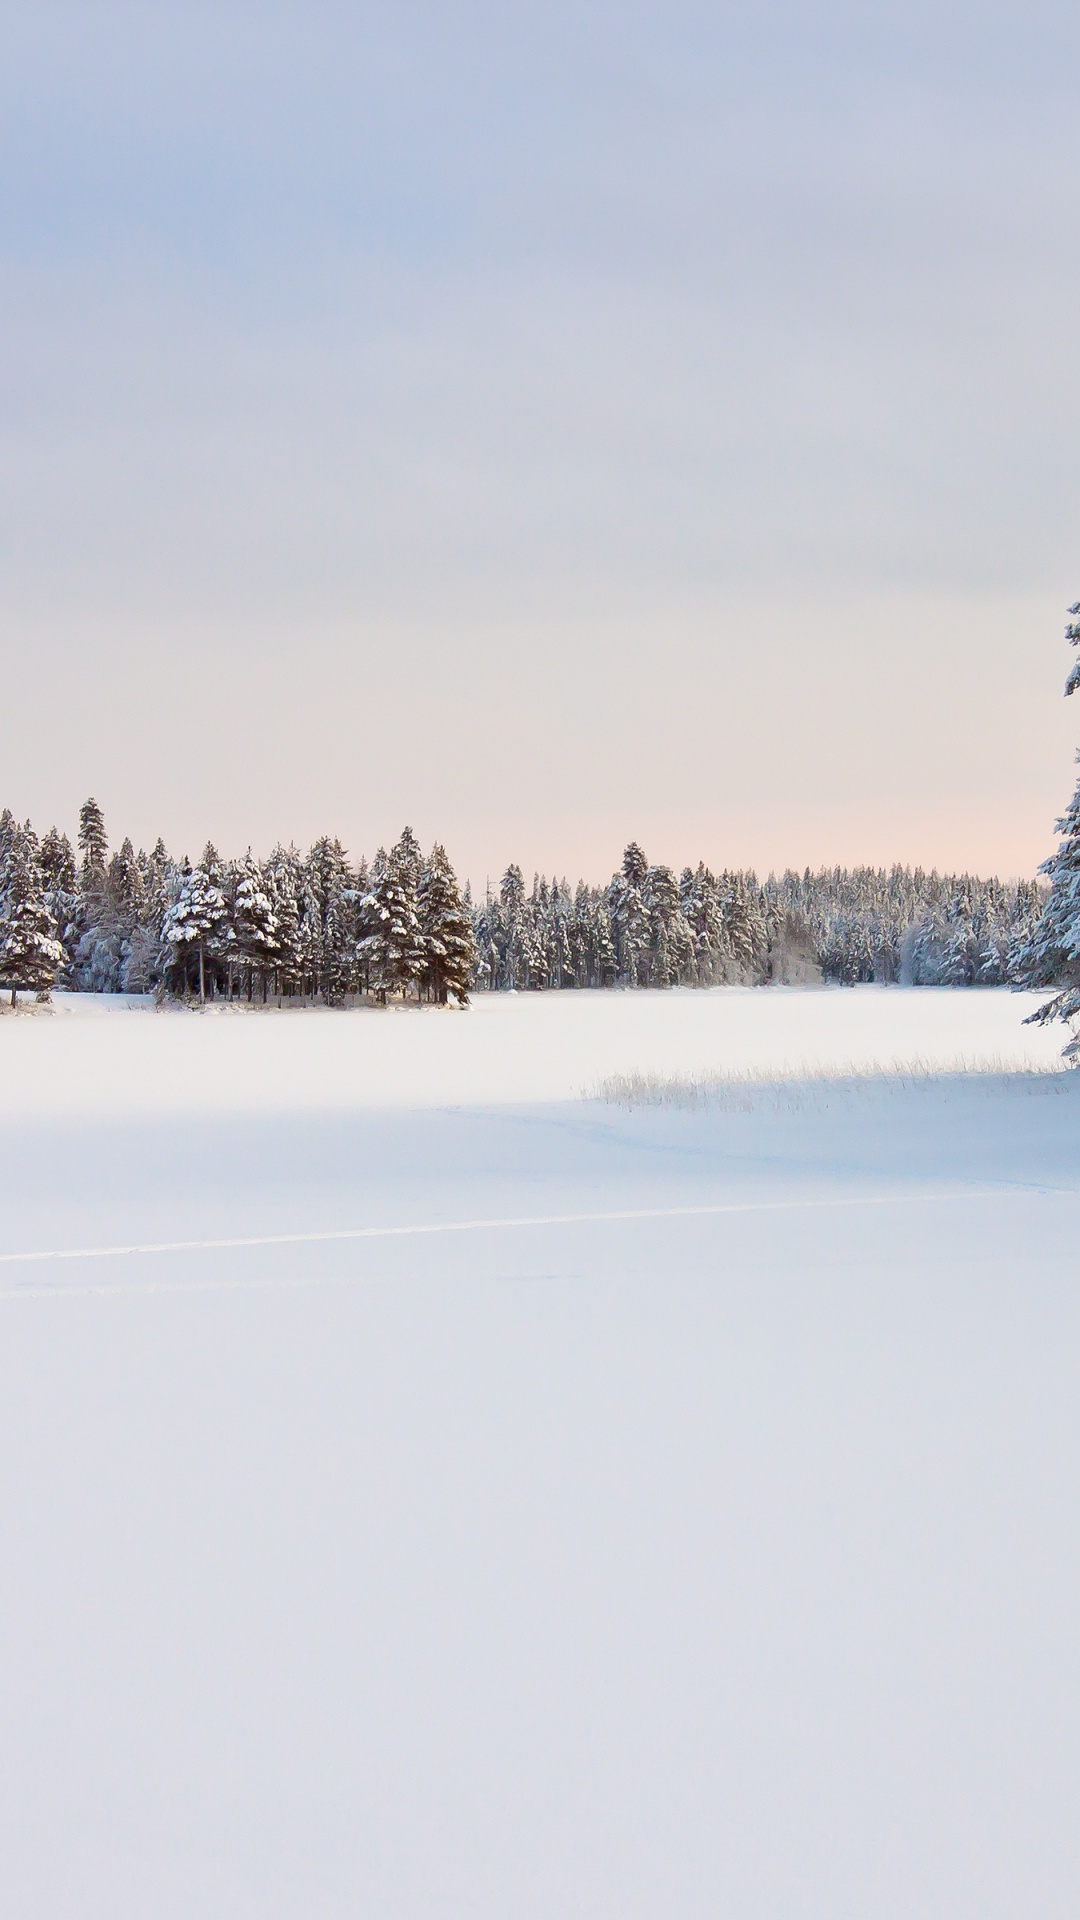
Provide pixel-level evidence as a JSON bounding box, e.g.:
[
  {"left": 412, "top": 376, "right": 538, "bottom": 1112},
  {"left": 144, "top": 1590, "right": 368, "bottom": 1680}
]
[
  {"left": 475, "top": 848, "right": 1042, "bottom": 990},
  {"left": 0, "top": 805, "right": 475, "bottom": 1006},
  {"left": 0, "top": 800, "right": 1045, "bottom": 1005}
]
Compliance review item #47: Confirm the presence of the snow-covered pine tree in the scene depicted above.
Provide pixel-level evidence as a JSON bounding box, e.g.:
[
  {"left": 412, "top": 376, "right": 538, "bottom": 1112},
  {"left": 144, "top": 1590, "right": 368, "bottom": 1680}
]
[
  {"left": 107, "top": 836, "right": 146, "bottom": 944},
  {"left": 394, "top": 825, "right": 423, "bottom": 893},
  {"left": 71, "top": 797, "right": 121, "bottom": 988},
  {"left": 355, "top": 848, "right": 385, "bottom": 996},
  {"left": 592, "top": 894, "right": 617, "bottom": 987},
  {"left": 1066, "top": 600, "right": 1080, "bottom": 698},
  {"left": 1012, "top": 603, "right": 1080, "bottom": 1049},
  {"left": 232, "top": 853, "right": 279, "bottom": 1001},
  {"left": 299, "top": 839, "right": 330, "bottom": 997},
  {"left": 300, "top": 836, "right": 355, "bottom": 1004},
  {"left": 1017, "top": 755, "right": 1080, "bottom": 1049},
  {"left": 38, "top": 825, "right": 79, "bottom": 982},
  {"left": 267, "top": 847, "right": 302, "bottom": 999},
  {"left": 493, "top": 865, "right": 524, "bottom": 988},
  {"left": 359, "top": 831, "right": 424, "bottom": 1002},
  {"left": 40, "top": 826, "right": 76, "bottom": 895},
  {"left": 643, "top": 863, "right": 692, "bottom": 986},
  {"left": 609, "top": 844, "right": 650, "bottom": 985},
  {"left": 162, "top": 856, "right": 231, "bottom": 1001},
  {"left": 0, "top": 825, "right": 64, "bottom": 1004},
  {"left": 298, "top": 891, "right": 323, "bottom": 999},
  {"left": 471, "top": 890, "right": 498, "bottom": 992},
  {"left": 78, "top": 797, "right": 108, "bottom": 885},
  {"left": 232, "top": 856, "right": 276, "bottom": 1006},
  {"left": 548, "top": 878, "right": 573, "bottom": 988},
  {"left": 321, "top": 880, "right": 353, "bottom": 1006},
  {"left": 118, "top": 839, "right": 174, "bottom": 994},
  {"left": 417, "top": 843, "right": 476, "bottom": 1004}
]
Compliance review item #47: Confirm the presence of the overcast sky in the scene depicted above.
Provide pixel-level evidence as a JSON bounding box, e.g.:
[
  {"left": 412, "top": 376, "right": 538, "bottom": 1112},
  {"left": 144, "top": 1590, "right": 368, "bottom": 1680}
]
[{"left": 1, "top": 0, "right": 1078, "bottom": 883}]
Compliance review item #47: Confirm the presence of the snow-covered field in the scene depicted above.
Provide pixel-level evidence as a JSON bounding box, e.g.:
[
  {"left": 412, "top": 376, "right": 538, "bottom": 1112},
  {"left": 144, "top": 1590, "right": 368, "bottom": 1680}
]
[
  {"left": 0, "top": 981, "right": 1068, "bottom": 1116},
  {"left": 1, "top": 988, "right": 1078, "bottom": 1917}
]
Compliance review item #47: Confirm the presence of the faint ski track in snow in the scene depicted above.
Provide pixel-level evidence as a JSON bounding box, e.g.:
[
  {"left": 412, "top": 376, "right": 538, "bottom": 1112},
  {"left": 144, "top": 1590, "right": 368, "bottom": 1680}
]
[{"left": 1, "top": 1185, "right": 1076, "bottom": 1297}]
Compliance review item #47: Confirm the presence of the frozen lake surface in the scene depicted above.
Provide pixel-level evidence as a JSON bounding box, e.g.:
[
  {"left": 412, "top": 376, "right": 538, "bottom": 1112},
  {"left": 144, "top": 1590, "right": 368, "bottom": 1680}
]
[
  {"left": 0, "top": 980, "right": 1068, "bottom": 1115},
  {"left": 0, "top": 988, "right": 1077, "bottom": 1917}
]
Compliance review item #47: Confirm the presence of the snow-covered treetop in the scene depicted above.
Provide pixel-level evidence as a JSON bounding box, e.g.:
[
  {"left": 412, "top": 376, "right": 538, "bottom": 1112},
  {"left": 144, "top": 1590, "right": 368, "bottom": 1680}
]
[{"left": 1065, "top": 601, "right": 1080, "bottom": 698}]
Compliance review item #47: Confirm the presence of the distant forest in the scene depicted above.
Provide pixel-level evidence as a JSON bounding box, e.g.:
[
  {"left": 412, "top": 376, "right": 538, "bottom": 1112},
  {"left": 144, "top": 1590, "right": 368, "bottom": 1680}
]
[{"left": 0, "top": 798, "right": 1046, "bottom": 1005}]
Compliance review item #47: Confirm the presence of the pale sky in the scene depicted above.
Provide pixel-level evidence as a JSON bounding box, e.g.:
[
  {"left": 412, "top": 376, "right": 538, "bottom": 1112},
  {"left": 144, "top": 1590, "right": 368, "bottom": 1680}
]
[{"left": 1, "top": 0, "right": 1078, "bottom": 885}]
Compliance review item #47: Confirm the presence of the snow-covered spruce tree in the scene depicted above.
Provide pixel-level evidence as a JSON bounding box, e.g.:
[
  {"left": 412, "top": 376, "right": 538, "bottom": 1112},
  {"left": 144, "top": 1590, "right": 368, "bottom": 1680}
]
[
  {"left": 301, "top": 836, "right": 355, "bottom": 1004},
  {"left": 359, "top": 831, "right": 424, "bottom": 1003},
  {"left": 232, "top": 853, "right": 279, "bottom": 1001},
  {"left": 1017, "top": 767, "right": 1080, "bottom": 1047},
  {"left": 39, "top": 826, "right": 79, "bottom": 982},
  {"left": 0, "top": 825, "right": 64, "bottom": 1004},
  {"left": 680, "top": 865, "right": 723, "bottom": 985},
  {"left": 266, "top": 847, "right": 303, "bottom": 999},
  {"left": 471, "top": 889, "right": 499, "bottom": 991},
  {"left": 394, "top": 824, "right": 423, "bottom": 893},
  {"left": 1014, "top": 604, "right": 1080, "bottom": 1052},
  {"left": 609, "top": 844, "right": 650, "bottom": 985},
  {"left": 77, "top": 797, "right": 108, "bottom": 884},
  {"left": 103, "top": 835, "right": 150, "bottom": 988},
  {"left": 298, "top": 889, "right": 323, "bottom": 999},
  {"left": 549, "top": 878, "right": 573, "bottom": 988},
  {"left": 643, "top": 862, "right": 694, "bottom": 986},
  {"left": 321, "top": 877, "right": 355, "bottom": 1006},
  {"left": 162, "top": 855, "right": 232, "bottom": 1001},
  {"left": 72, "top": 797, "right": 123, "bottom": 990},
  {"left": 498, "top": 865, "right": 526, "bottom": 988},
  {"left": 591, "top": 892, "right": 617, "bottom": 986},
  {"left": 1019, "top": 778, "right": 1080, "bottom": 1047},
  {"left": 40, "top": 825, "right": 75, "bottom": 895},
  {"left": 355, "top": 848, "right": 385, "bottom": 996},
  {"left": 120, "top": 839, "right": 174, "bottom": 993},
  {"left": 1003, "top": 880, "right": 1044, "bottom": 985},
  {"left": 108, "top": 837, "right": 144, "bottom": 924},
  {"left": 417, "top": 843, "right": 476, "bottom": 1005},
  {"left": 721, "top": 872, "right": 767, "bottom": 982}
]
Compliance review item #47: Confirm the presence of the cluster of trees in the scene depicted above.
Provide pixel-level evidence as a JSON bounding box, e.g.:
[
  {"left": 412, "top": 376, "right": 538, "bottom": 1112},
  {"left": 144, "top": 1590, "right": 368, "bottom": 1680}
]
[
  {"left": 0, "top": 805, "right": 475, "bottom": 1007},
  {"left": 773, "top": 866, "right": 1042, "bottom": 987},
  {"left": 0, "top": 797, "right": 1050, "bottom": 1009},
  {"left": 475, "top": 848, "right": 817, "bottom": 991},
  {"left": 473, "top": 846, "right": 1042, "bottom": 992}
]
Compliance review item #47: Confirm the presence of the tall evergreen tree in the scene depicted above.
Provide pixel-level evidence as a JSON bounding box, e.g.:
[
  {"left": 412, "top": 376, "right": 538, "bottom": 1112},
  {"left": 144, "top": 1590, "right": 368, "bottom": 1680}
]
[
  {"left": 40, "top": 827, "right": 76, "bottom": 894},
  {"left": 232, "top": 854, "right": 279, "bottom": 1001},
  {"left": 359, "top": 832, "right": 424, "bottom": 1002},
  {"left": 0, "top": 826, "right": 64, "bottom": 1003},
  {"left": 1016, "top": 756, "right": 1080, "bottom": 1049},
  {"left": 1015, "top": 603, "right": 1080, "bottom": 1052},
  {"left": 417, "top": 843, "right": 476, "bottom": 1004},
  {"left": 78, "top": 797, "right": 108, "bottom": 882},
  {"left": 162, "top": 857, "right": 231, "bottom": 1001},
  {"left": 394, "top": 825, "right": 423, "bottom": 892},
  {"left": 108, "top": 837, "right": 145, "bottom": 927},
  {"left": 609, "top": 844, "right": 650, "bottom": 984},
  {"left": 38, "top": 827, "right": 79, "bottom": 981},
  {"left": 267, "top": 847, "right": 303, "bottom": 997}
]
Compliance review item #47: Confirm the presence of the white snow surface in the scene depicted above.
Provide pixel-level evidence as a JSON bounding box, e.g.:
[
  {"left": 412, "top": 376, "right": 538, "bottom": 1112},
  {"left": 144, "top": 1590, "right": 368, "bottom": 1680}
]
[
  {"left": 0, "top": 982, "right": 1067, "bottom": 1116},
  {"left": 1, "top": 987, "right": 1078, "bottom": 1918}
]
